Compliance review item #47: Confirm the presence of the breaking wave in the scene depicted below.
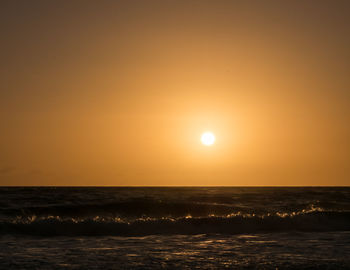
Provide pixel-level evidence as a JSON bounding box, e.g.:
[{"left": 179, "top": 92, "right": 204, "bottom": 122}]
[
  {"left": 1, "top": 187, "right": 349, "bottom": 237},
  {"left": 1, "top": 210, "right": 349, "bottom": 236}
]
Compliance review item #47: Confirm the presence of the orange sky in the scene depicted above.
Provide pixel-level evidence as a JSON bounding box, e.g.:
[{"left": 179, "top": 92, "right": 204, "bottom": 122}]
[{"left": 1, "top": 1, "right": 350, "bottom": 186}]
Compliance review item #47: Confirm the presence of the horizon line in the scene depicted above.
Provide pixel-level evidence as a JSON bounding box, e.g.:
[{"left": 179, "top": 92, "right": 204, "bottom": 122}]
[{"left": 1, "top": 185, "right": 349, "bottom": 188}]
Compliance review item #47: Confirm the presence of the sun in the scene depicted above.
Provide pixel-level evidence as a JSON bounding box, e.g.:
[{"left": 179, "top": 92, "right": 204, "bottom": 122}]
[{"left": 201, "top": 132, "right": 216, "bottom": 146}]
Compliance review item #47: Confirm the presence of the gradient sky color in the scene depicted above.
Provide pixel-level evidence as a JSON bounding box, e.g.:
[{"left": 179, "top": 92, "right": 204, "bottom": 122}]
[{"left": 1, "top": 1, "right": 350, "bottom": 186}]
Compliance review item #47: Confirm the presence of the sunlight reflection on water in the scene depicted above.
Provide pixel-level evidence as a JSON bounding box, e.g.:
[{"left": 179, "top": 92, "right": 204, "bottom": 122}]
[{"left": 1, "top": 232, "right": 350, "bottom": 269}]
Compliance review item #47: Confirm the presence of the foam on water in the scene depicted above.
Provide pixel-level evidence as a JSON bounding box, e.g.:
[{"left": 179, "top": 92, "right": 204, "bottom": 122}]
[
  {"left": 0, "top": 187, "right": 349, "bottom": 236},
  {"left": 1, "top": 209, "right": 350, "bottom": 236}
]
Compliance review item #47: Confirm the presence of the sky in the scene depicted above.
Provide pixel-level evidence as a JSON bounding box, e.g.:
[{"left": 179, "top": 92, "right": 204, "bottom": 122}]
[{"left": 1, "top": 0, "right": 350, "bottom": 186}]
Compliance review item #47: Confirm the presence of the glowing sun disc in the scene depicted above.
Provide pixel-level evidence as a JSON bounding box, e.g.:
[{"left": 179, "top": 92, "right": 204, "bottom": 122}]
[{"left": 201, "top": 132, "right": 215, "bottom": 146}]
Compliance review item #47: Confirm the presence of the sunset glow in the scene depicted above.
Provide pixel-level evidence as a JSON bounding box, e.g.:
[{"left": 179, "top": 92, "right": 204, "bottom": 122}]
[
  {"left": 1, "top": 1, "right": 349, "bottom": 186},
  {"left": 1, "top": 2, "right": 349, "bottom": 270}
]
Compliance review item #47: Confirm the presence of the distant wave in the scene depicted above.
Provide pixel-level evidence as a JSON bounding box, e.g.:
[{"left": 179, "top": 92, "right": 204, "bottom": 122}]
[
  {"left": 1, "top": 200, "right": 240, "bottom": 219},
  {"left": 1, "top": 199, "right": 344, "bottom": 220},
  {"left": 1, "top": 210, "right": 349, "bottom": 236}
]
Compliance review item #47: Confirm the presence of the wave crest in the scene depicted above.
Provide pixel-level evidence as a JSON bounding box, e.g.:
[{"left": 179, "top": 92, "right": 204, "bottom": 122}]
[{"left": 1, "top": 210, "right": 349, "bottom": 236}]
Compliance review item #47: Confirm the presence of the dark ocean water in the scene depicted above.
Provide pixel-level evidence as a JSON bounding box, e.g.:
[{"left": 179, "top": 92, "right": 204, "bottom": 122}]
[{"left": 0, "top": 187, "right": 349, "bottom": 269}]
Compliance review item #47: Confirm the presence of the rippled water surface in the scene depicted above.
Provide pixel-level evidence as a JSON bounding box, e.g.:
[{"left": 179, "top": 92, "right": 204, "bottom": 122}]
[{"left": 0, "top": 187, "right": 349, "bottom": 269}]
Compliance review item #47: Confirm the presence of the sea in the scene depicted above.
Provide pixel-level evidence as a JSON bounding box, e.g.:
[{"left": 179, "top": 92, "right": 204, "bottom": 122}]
[{"left": 0, "top": 187, "right": 349, "bottom": 269}]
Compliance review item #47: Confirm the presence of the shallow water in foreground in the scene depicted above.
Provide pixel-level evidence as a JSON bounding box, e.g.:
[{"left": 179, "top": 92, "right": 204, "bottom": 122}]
[
  {"left": 0, "top": 187, "right": 349, "bottom": 269},
  {"left": 1, "top": 232, "right": 350, "bottom": 269}
]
